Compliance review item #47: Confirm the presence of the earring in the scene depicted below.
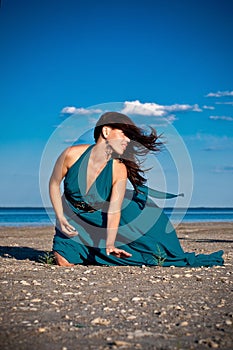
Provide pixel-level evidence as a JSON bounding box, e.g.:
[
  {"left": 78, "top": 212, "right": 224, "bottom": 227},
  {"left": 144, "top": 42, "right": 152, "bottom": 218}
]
[{"left": 105, "top": 139, "right": 112, "bottom": 160}]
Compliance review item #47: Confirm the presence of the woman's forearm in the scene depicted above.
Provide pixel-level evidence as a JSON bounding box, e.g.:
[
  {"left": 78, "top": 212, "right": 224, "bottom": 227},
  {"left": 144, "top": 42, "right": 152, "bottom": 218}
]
[
  {"left": 49, "top": 179, "right": 77, "bottom": 235},
  {"left": 106, "top": 211, "right": 131, "bottom": 258},
  {"left": 106, "top": 212, "right": 121, "bottom": 247},
  {"left": 49, "top": 180, "right": 64, "bottom": 220}
]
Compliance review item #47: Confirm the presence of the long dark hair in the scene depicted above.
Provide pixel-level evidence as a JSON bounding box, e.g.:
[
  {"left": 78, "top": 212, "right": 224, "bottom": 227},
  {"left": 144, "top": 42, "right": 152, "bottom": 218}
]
[{"left": 94, "top": 112, "right": 163, "bottom": 191}]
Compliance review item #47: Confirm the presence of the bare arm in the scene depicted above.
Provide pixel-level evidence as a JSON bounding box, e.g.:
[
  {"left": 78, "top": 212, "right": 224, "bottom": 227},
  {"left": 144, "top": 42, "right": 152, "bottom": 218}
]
[
  {"left": 106, "top": 161, "right": 132, "bottom": 258},
  {"left": 49, "top": 145, "right": 88, "bottom": 236}
]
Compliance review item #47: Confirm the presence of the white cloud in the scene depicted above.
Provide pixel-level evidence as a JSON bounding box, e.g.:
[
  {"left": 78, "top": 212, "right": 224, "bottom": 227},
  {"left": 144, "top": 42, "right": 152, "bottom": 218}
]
[
  {"left": 186, "top": 133, "right": 233, "bottom": 152},
  {"left": 121, "top": 100, "right": 166, "bottom": 117},
  {"left": 209, "top": 115, "right": 233, "bottom": 121},
  {"left": 61, "top": 106, "right": 103, "bottom": 115},
  {"left": 203, "top": 146, "right": 220, "bottom": 152},
  {"left": 213, "top": 166, "right": 233, "bottom": 173},
  {"left": 215, "top": 101, "right": 233, "bottom": 105},
  {"left": 203, "top": 105, "right": 215, "bottom": 110},
  {"left": 192, "top": 104, "right": 203, "bottom": 112},
  {"left": 121, "top": 100, "right": 202, "bottom": 116},
  {"left": 167, "top": 103, "right": 202, "bottom": 112},
  {"left": 64, "top": 138, "right": 78, "bottom": 144},
  {"left": 61, "top": 106, "right": 77, "bottom": 114},
  {"left": 60, "top": 100, "right": 202, "bottom": 125},
  {"left": 206, "top": 90, "right": 233, "bottom": 98}
]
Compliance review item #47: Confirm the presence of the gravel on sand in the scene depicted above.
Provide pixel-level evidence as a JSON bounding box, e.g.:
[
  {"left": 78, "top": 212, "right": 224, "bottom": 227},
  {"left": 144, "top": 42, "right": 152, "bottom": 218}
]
[{"left": 0, "top": 222, "right": 232, "bottom": 350}]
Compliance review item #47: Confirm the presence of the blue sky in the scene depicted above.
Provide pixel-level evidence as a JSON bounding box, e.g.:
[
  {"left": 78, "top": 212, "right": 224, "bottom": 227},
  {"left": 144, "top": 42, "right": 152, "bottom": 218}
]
[{"left": 0, "top": 0, "right": 233, "bottom": 207}]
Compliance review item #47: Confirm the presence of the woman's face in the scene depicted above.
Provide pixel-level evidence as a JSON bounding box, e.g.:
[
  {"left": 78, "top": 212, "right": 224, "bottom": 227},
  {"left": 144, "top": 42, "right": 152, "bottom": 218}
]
[{"left": 106, "top": 128, "right": 130, "bottom": 155}]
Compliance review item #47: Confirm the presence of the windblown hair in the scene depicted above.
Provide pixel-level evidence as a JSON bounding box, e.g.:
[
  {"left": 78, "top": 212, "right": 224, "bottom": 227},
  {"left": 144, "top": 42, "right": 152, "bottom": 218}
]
[{"left": 94, "top": 112, "right": 163, "bottom": 192}]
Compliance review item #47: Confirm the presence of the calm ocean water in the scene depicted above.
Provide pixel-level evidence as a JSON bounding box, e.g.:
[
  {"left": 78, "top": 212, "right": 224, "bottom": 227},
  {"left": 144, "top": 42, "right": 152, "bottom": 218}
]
[{"left": 0, "top": 207, "right": 233, "bottom": 226}]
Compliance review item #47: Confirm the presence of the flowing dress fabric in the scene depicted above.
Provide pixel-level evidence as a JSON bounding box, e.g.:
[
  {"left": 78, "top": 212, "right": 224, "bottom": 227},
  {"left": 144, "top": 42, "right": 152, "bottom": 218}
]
[{"left": 53, "top": 145, "right": 224, "bottom": 267}]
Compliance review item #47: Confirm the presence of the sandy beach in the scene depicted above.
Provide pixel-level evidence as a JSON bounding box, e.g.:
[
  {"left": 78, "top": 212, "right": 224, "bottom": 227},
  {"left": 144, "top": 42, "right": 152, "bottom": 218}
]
[{"left": 0, "top": 222, "right": 232, "bottom": 350}]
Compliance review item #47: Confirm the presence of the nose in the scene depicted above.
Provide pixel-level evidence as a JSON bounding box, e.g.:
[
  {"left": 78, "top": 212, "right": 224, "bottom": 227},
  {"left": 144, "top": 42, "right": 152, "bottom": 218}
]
[{"left": 125, "top": 135, "right": 130, "bottom": 143}]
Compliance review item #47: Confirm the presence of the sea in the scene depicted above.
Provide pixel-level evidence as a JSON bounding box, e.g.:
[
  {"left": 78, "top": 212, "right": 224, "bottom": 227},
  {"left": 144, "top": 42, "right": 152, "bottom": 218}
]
[{"left": 0, "top": 207, "right": 233, "bottom": 226}]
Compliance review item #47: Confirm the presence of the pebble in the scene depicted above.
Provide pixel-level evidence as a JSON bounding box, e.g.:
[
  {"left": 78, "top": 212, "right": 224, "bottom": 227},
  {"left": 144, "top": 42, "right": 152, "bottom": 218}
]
[
  {"left": 174, "top": 305, "right": 185, "bottom": 311},
  {"left": 153, "top": 293, "right": 161, "bottom": 299},
  {"left": 210, "top": 341, "right": 219, "bottom": 348},
  {"left": 111, "top": 297, "right": 119, "bottom": 302},
  {"left": 198, "top": 338, "right": 219, "bottom": 348},
  {"left": 225, "top": 319, "right": 232, "bottom": 325},
  {"left": 103, "top": 307, "right": 114, "bottom": 311},
  {"left": 126, "top": 315, "right": 137, "bottom": 320},
  {"left": 131, "top": 297, "right": 142, "bottom": 302},
  {"left": 32, "top": 280, "right": 41, "bottom": 286},
  {"left": 158, "top": 311, "right": 167, "bottom": 317},
  {"left": 111, "top": 340, "right": 132, "bottom": 347},
  {"left": 217, "top": 303, "right": 225, "bottom": 308},
  {"left": 91, "top": 317, "right": 110, "bottom": 325},
  {"left": 127, "top": 330, "right": 153, "bottom": 338},
  {"left": 184, "top": 273, "right": 192, "bottom": 277},
  {"left": 220, "top": 277, "right": 229, "bottom": 283},
  {"left": 38, "top": 327, "right": 46, "bottom": 333},
  {"left": 202, "top": 305, "right": 210, "bottom": 310},
  {"left": 20, "top": 280, "right": 30, "bottom": 286}
]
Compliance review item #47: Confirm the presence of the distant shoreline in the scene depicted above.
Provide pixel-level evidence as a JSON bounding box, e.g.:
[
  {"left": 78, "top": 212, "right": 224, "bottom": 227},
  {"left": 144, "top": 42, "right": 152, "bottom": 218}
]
[{"left": 1, "top": 207, "right": 233, "bottom": 226}]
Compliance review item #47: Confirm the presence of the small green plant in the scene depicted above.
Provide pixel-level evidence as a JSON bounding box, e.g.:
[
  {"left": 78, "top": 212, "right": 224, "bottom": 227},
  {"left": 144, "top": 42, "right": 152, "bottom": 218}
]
[
  {"left": 152, "top": 244, "right": 166, "bottom": 267},
  {"left": 38, "top": 251, "right": 55, "bottom": 265},
  {"left": 74, "top": 323, "right": 86, "bottom": 328}
]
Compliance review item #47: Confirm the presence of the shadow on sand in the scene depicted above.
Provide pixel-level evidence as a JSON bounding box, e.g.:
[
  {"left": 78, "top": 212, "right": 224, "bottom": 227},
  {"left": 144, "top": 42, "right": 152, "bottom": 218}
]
[
  {"left": 179, "top": 237, "right": 233, "bottom": 244},
  {"left": 0, "top": 246, "right": 48, "bottom": 262}
]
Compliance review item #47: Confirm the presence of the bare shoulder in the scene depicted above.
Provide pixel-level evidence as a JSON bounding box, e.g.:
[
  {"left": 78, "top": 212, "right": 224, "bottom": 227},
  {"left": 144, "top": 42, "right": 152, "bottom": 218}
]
[
  {"left": 64, "top": 144, "right": 91, "bottom": 168},
  {"left": 113, "top": 159, "right": 127, "bottom": 181}
]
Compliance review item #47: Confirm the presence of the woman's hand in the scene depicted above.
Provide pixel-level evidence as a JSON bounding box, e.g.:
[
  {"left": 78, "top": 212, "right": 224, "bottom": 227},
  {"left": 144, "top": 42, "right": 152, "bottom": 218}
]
[
  {"left": 106, "top": 246, "right": 132, "bottom": 258},
  {"left": 57, "top": 216, "right": 78, "bottom": 236}
]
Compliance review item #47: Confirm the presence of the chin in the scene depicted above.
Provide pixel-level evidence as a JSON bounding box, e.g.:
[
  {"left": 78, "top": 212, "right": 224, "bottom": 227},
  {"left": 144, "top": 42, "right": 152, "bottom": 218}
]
[
  {"left": 110, "top": 142, "right": 127, "bottom": 156},
  {"left": 117, "top": 150, "right": 124, "bottom": 155},
  {"left": 116, "top": 147, "right": 126, "bottom": 156}
]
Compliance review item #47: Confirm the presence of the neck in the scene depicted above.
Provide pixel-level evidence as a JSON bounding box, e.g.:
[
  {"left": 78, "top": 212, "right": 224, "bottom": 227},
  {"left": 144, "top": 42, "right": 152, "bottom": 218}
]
[{"left": 92, "top": 139, "right": 112, "bottom": 162}]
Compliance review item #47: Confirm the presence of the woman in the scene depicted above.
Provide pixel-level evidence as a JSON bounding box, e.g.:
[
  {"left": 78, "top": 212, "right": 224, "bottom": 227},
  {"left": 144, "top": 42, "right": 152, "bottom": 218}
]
[{"left": 49, "top": 112, "right": 224, "bottom": 267}]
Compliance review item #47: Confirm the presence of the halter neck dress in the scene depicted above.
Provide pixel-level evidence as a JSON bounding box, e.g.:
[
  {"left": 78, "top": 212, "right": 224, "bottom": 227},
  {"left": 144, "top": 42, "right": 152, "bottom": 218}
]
[{"left": 53, "top": 145, "right": 224, "bottom": 267}]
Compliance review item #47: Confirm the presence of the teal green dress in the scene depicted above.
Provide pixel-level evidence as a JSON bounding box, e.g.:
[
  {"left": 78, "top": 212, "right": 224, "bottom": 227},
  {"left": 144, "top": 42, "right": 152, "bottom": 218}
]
[{"left": 53, "top": 145, "right": 224, "bottom": 267}]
